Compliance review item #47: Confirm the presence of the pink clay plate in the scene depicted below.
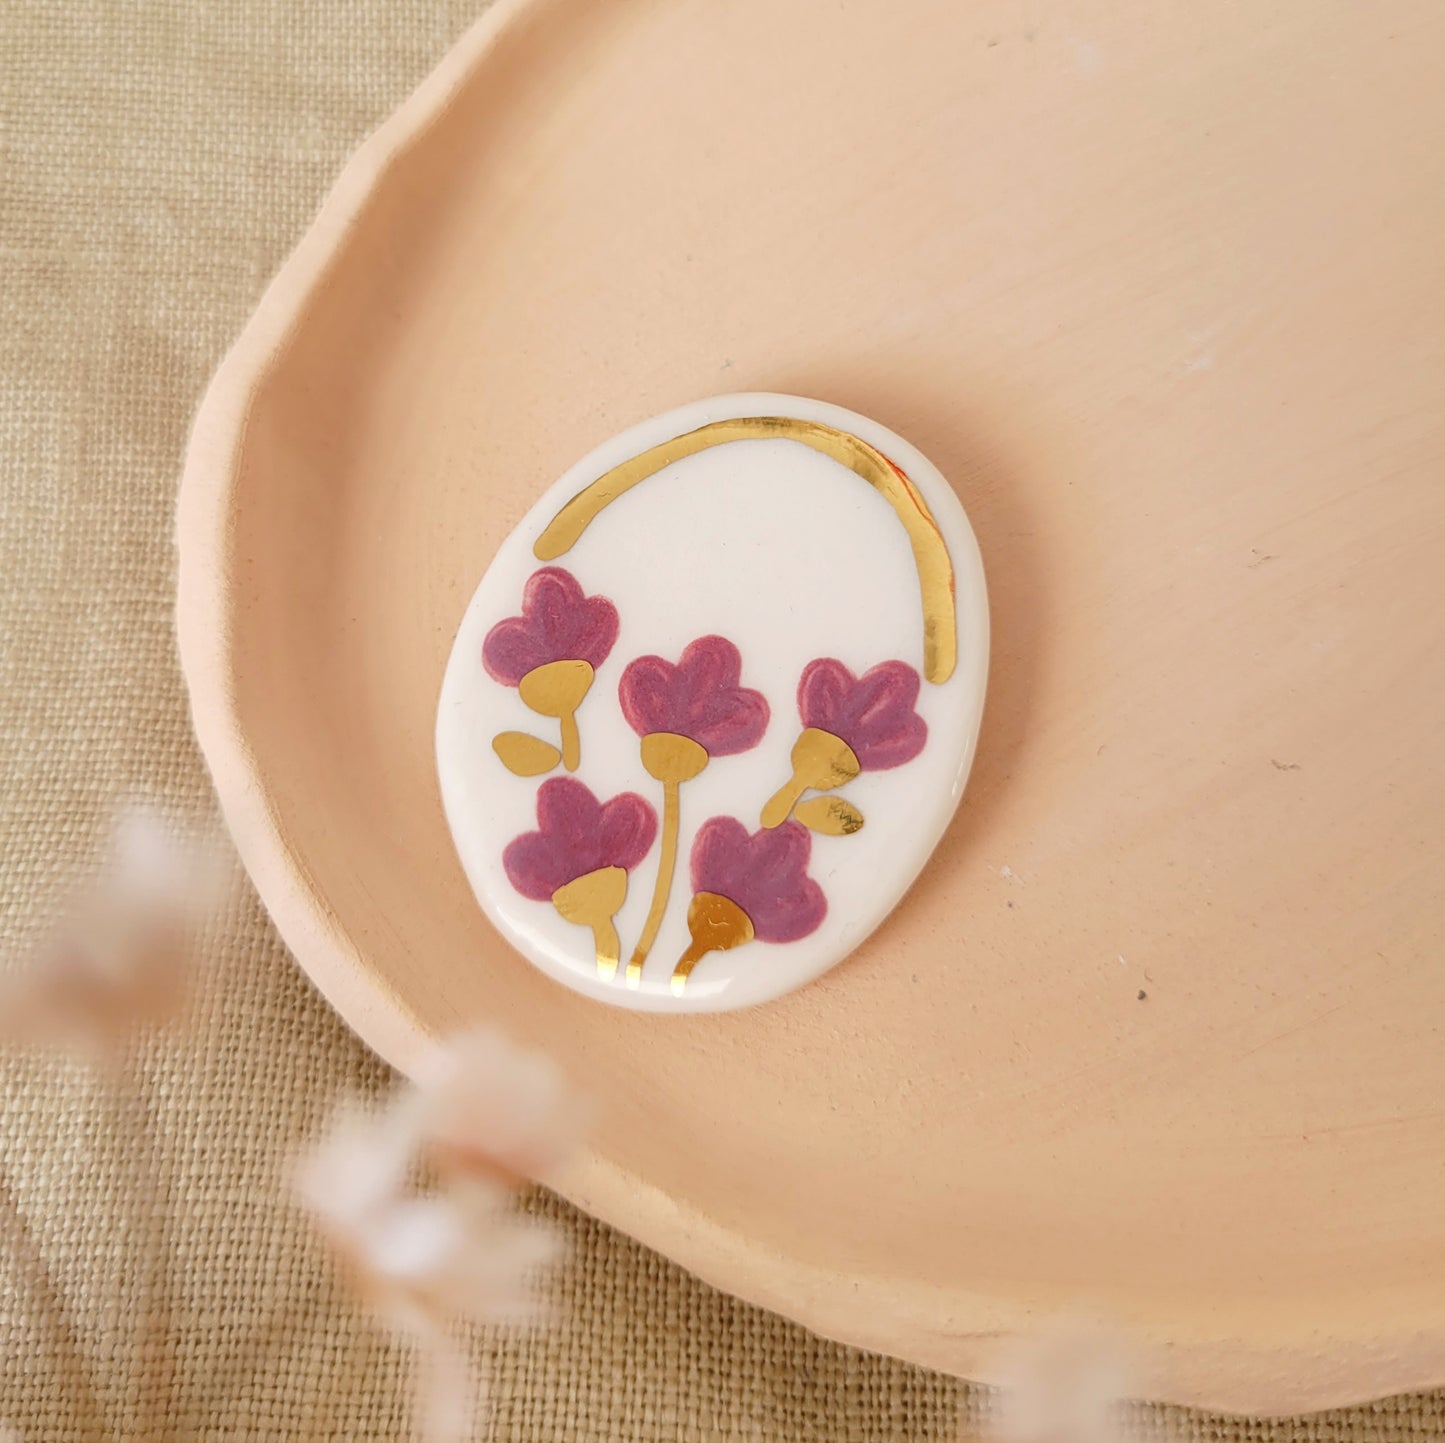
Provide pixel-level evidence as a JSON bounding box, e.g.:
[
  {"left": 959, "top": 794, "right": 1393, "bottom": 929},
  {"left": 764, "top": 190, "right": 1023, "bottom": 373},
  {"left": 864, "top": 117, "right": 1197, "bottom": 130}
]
[{"left": 177, "top": 0, "right": 1445, "bottom": 1414}]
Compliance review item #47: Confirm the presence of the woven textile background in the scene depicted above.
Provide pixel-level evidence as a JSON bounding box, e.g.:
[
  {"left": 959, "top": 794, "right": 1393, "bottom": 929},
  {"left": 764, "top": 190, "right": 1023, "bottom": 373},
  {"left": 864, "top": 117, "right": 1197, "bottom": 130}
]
[{"left": 0, "top": 2, "right": 1441, "bottom": 1438}]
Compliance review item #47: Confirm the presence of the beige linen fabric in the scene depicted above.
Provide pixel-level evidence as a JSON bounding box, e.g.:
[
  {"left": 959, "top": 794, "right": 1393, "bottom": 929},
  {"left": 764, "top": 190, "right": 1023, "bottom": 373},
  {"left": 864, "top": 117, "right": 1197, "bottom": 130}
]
[{"left": 0, "top": 2, "right": 1441, "bottom": 1438}]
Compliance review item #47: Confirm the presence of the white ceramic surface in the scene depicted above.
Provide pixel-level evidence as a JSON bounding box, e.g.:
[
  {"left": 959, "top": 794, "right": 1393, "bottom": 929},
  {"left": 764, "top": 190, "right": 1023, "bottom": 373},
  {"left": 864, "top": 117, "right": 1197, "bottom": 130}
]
[{"left": 437, "top": 394, "right": 989, "bottom": 1011}]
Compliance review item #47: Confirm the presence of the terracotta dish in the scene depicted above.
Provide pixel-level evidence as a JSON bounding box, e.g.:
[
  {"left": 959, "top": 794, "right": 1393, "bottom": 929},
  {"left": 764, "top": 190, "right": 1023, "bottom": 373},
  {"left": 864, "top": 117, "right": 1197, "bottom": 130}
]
[{"left": 177, "top": 0, "right": 1445, "bottom": 1414}]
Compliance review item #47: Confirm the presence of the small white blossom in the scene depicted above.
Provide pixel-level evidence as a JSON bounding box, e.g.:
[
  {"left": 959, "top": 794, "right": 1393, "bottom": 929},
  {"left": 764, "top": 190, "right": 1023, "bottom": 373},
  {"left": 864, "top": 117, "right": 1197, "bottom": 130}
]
[
  {"left": 296, "top": 1096, "right": 559, "bottom": 1332},
  {"left": 0, "top": 803, "right": 224, "bottom": 1057},
  {"left": 413, "top": 1026, "right": 586, "bottom": 1184},
  {"left": 296, "top": 1028, "right": 582, "bottom": 1443},
  {"left": 993, "top": 1318, "right": 1134, "bottom": 1443}
]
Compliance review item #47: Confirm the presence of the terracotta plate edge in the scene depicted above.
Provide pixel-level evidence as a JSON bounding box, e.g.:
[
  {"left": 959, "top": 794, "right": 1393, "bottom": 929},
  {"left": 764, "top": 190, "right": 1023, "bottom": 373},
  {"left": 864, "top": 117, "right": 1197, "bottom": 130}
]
[{"left": 171, "top": 0, "right": 1445, "bottom": 1413}]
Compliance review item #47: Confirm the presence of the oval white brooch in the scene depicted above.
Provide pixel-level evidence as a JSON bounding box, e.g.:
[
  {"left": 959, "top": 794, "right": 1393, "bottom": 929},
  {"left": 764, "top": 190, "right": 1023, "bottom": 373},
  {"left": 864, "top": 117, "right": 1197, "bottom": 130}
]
[{"left": 437, "top": 393, "right": 988, "bottom": 1012}]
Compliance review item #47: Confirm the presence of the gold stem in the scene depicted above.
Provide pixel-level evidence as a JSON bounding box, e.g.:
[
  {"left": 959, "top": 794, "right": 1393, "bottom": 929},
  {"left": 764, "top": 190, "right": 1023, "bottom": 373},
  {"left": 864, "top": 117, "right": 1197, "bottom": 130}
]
[
  {"left": 559, "top": 707, "right": 581, "bottom": 773},
  {"left": 761, "top": 772, "right": 806, "bottom": 829},
  {"left": 670, "top": 939, "right": 713, "bottom": 996},
  {"left": 627, "top": 779, "right": 680, "bottom": 986},
  {"left": 593, "top": 916, "right": 621, "bottom": 981}
]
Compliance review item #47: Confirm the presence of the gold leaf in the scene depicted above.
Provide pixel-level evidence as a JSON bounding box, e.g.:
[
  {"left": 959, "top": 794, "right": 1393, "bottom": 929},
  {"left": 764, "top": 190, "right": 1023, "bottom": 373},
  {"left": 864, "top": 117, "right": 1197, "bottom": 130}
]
[
  {"left": 492, "top": 732, "right": 561, "bottom": 777},
  {"left": 794, "top": 796, "right": 865, "bottom": 836}
]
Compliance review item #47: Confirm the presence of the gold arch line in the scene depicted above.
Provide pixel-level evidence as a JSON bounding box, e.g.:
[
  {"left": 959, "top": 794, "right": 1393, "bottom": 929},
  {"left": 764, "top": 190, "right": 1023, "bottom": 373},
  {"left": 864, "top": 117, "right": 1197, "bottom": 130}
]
[{"left": 533, "top": 416, "right": 957, "bottom": 685}]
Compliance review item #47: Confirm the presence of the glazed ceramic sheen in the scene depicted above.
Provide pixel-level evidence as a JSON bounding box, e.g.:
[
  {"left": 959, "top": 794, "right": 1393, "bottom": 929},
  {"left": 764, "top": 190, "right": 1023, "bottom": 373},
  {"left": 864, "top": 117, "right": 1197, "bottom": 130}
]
[{"left": 436, "top": 395, "right": 988, "bottom": 1011}]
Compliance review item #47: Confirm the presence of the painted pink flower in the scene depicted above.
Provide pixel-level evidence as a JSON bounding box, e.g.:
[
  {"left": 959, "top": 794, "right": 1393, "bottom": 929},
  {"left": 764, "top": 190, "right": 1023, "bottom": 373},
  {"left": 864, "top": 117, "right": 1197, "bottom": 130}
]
[
  {"left": 797, "top": 658, "right": 927, "bottom": 770},
  {"left": 503, "top": 778, "right": 656, "bottom": 901},
  {"left": 618, "top": 635, "right": 769, "bottom": 756},
  {"left": 690, "top": 817, "right": 826, "bottom": 942},
  {"left": 483, "top": 567, "right": 619, "bottom": 685}
]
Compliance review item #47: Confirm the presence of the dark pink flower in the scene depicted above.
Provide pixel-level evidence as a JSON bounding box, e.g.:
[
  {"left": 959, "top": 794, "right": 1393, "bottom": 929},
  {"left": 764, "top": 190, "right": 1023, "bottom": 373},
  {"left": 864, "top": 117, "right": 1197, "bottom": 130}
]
[
  {"left": 689, "top": 817, "right": 825, "bottom": 943},
  {"left": 797, "top": 658, "right": 927, "bottom": 770},
  {"left": 483, "top": 568, "right": 619, "bottom": 685},
  {"left": 503, "top": 778, "right": 657, "bottom": 901},
  {"left": 618, "top": 636, "right": 769, "bottom": 756}
]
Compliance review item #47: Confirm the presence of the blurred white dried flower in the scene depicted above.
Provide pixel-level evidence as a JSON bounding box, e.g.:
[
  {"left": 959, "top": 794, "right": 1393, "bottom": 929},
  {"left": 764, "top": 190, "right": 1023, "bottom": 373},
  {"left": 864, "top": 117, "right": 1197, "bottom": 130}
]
[
  {"left": 296, "top": 1028, "right": 582, "bottom": 1443},
  {"left": 295, "top": 1097, "right": 560, "bottom": 1332},
  {"left": 414, "top": 1026, "right": 586, "bottom": 1185},
  {"left": 0, "top": 802, "right": 225, "bottom": 1058},
  {"left": 992, "top": 1318, "right": 1135, "bottom": 1443}
]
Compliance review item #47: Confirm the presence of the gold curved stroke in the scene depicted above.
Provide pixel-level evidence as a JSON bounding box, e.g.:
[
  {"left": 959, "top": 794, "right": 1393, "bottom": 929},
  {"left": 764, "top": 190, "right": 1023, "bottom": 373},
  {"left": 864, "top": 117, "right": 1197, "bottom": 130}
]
[{"left": 532, "top": 416, "right": 957, "bottom": 685}]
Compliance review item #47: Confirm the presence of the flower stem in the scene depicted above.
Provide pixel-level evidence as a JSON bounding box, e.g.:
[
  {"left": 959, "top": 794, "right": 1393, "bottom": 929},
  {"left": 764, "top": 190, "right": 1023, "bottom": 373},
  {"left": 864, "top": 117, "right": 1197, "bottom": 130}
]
[
  {"left": 760, "top": 773, "right": 806, "bottom": 829},
  {"left": 558, "top": 708, "right": 580, "bottom": 773},
  {"left": 670, "top": 892, "right": 754, "bottom": 996},
  {"left": 592, "top": 916, "right": 621, "bottom": 981},
  {"left": 627, "top": 779, "right": 681, "bottom": 987},
  {"left": 552, "top": 867, "right": 627, "bottom": 981},
  {"left": 670, "top": 937, "right": 712, "bottom": 996},
  {"left": 762, "top": 729, "right": 861, "bottom": 828}
]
